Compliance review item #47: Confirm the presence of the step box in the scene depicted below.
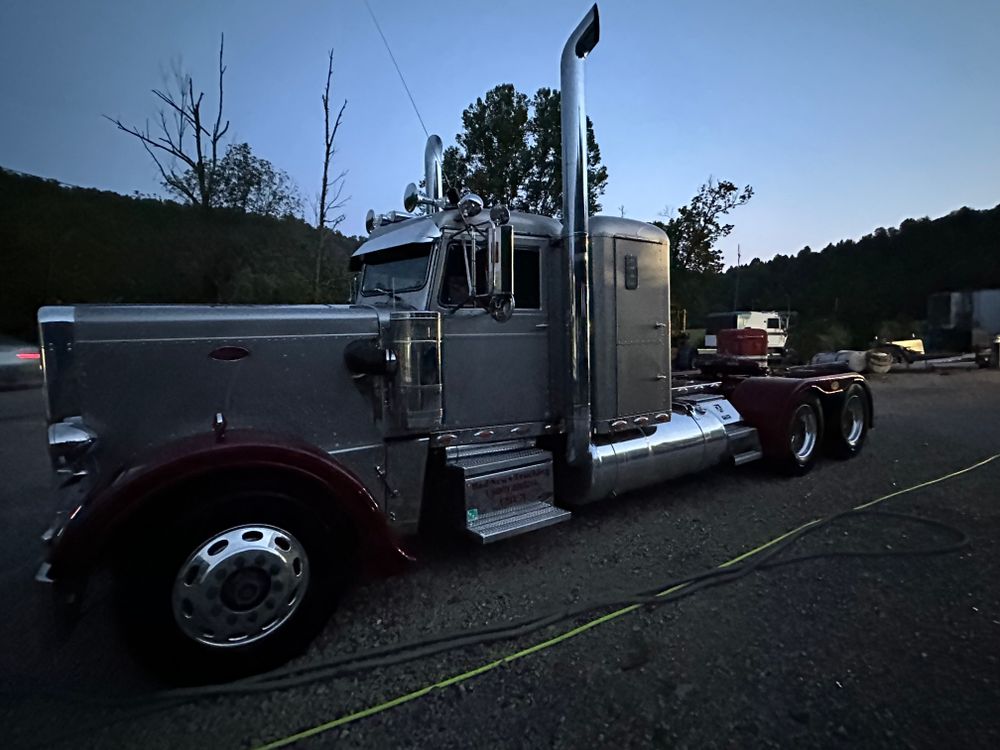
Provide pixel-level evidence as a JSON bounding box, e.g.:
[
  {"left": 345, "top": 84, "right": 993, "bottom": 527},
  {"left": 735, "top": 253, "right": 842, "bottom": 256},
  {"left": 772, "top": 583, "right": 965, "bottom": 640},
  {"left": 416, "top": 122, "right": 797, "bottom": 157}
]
[{"left": 444, "top": 447, "right": 570, "bottom": 543}]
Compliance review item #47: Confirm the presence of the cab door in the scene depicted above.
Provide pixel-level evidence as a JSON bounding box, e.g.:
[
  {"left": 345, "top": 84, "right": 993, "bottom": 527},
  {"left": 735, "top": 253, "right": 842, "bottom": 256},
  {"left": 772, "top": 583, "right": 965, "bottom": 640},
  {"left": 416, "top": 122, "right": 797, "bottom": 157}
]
[{"left": 434, "top": 236, "right": 550, "bottom": 429}]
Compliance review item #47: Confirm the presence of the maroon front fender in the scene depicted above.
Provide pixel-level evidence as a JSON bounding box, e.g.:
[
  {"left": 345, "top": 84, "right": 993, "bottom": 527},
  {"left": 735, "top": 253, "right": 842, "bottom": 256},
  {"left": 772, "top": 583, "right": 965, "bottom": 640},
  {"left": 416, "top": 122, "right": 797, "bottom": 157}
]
[
  {"left": 47, "top": 430, "right": 412, "bottom": 580},
  {"left": 727, "top": 374, "right": 872, "bottom": 458}
]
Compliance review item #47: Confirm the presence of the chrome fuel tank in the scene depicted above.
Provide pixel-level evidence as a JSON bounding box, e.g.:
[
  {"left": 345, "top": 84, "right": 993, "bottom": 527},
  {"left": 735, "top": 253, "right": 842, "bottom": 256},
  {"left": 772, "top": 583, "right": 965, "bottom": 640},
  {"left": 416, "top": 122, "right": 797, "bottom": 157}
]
[{"left": 573, "top": 395, "right": 744, "bottom": 505}]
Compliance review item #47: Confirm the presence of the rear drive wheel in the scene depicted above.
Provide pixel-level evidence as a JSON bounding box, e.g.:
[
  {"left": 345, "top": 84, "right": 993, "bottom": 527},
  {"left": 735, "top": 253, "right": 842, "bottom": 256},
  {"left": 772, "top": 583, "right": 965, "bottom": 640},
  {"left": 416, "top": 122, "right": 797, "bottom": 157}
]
[
  {"left": 115, "top": 484, "right": 352, "bottom": 682},
  {"left": 781, "top": 395, "right": 823, "bottom": 475},
  {"left": 827, "top": 383, "right": 870, "bottom": 458}
]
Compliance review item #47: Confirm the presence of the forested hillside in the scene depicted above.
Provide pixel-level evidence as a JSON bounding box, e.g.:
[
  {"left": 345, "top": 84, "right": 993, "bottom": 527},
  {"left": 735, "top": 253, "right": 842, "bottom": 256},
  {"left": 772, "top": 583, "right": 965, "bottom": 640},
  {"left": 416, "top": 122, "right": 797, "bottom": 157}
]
[
  {"left": 698, "top": 203, "right": 1000, "bottom": 348},
  {"left": 0, "top": 169, "right": 359, "bottom": 339},
  {"left": 3, "top": 166, "right": 997, "bottom": 354}
]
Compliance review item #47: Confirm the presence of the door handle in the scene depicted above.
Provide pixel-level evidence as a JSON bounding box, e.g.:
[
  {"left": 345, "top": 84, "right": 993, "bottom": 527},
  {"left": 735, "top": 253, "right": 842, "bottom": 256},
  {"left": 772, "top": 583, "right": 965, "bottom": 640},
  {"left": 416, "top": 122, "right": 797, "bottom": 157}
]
[
  {"left": 535, "top": 323, "right": 549, "bottom": 329},
  {"left": 654, "top": 322, "right": 667, "bottom": 328}
]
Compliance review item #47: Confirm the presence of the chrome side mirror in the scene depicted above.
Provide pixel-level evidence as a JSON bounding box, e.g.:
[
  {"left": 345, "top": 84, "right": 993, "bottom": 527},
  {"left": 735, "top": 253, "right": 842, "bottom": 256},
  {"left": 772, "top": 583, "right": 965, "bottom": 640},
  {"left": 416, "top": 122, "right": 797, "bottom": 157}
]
[{"left": 487, "top": 218, "right": 515, "bottom": 322}]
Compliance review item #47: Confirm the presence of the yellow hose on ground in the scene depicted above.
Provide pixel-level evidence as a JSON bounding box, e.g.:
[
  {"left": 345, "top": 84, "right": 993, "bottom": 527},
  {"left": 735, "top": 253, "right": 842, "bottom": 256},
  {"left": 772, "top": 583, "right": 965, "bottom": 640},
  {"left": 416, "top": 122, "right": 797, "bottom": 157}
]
[{"left": 253, "top": 453, "right": 1000, "bottom": 750}]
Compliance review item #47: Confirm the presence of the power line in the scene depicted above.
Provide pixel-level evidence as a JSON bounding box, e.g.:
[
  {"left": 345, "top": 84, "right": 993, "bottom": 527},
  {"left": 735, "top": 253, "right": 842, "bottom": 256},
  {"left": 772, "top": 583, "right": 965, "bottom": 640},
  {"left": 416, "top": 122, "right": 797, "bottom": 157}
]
[{"left": 362, "top": 0, "right": 429, "bottom": 138}]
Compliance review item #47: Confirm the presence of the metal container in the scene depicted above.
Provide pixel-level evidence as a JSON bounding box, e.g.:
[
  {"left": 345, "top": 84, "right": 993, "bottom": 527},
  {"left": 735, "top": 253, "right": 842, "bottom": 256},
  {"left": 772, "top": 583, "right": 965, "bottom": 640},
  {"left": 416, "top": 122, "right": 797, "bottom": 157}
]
[{"left": 717, "top": 328, "right": 767, "bottom": 357}]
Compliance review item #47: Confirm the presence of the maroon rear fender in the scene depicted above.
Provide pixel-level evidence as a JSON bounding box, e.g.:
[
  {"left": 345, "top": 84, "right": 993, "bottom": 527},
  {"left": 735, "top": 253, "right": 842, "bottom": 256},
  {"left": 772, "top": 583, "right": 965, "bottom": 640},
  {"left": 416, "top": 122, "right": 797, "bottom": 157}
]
[
  {"left": 47, "top": 430, "right": 412, "bottom": 580},
  {"left": 727, "top": 374, "right": 873, "bottom": 458}
]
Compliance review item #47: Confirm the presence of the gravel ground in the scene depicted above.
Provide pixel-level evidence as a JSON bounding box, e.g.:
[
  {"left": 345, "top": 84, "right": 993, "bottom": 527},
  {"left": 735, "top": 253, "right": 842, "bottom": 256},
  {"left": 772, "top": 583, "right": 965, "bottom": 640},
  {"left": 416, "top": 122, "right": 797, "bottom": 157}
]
[{"left": 2, "top": 369, "right": 999, "bottom": 749}]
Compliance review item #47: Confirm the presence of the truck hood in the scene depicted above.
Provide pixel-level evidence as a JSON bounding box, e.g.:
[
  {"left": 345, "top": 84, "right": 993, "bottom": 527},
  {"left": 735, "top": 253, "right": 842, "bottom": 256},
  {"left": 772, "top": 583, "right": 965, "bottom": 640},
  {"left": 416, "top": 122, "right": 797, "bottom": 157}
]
[{"left": 41, "top": 303, "right": 387, "bottom": 472}]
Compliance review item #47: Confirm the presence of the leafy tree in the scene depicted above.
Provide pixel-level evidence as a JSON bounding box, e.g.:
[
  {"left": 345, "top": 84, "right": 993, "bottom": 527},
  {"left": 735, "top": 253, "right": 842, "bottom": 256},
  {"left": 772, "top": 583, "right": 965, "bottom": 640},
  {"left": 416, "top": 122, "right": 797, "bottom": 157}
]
[
  {"left": 213, "top": 142, "right": 302, "bottom": 217},
  {"left": 441, "top": 84, "right": 608, "bottom": 215},
  {"left": 522, "top": 87, "right": 607, "bottom": 216},
  {"left": 655, "top": 178, "right": 754, "bottom": 274},
  {"left": 447, "top": 84, "right": 531, "bottom": 208},
  {"left": 167, "top": 142, "right": 302, "bottom": 218},
  {"left": 441, "top": 145, "right": 468, "bottom": 197}
]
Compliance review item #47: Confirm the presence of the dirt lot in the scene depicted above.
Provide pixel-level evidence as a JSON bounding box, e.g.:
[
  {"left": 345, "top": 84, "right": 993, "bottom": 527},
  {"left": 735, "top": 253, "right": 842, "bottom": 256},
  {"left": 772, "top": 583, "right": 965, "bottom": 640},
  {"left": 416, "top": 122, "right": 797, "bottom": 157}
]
[{"left": 2, "top": 369, "right": 999, "bottom": 749}]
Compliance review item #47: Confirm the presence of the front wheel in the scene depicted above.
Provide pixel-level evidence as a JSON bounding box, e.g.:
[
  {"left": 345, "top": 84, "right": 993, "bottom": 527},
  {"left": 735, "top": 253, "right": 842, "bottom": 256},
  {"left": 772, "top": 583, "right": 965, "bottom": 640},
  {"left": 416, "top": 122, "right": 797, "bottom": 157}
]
[{"left": 114, "top": 487, "right": 351, "bottom": 682}]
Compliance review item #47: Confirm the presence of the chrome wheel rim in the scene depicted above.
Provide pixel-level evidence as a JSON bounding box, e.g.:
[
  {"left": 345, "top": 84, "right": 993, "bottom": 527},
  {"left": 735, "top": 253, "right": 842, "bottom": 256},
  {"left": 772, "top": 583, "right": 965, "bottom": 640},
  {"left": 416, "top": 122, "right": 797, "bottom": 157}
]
[
  {"left": 790, "top": 405, "right": 818, "bottom": 463},
  {"left": 842, "top": 394, "right": 865, "bottom": 446},
  {"left": 171, "top": 525, "right": 309, "bottom": 648}
]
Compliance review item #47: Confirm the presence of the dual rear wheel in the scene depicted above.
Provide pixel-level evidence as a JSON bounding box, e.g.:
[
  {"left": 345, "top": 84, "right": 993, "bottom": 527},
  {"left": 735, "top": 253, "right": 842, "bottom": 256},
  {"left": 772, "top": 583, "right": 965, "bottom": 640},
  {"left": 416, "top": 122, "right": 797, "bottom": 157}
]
[{"left": 779, "top": 383, "right": 869, "bottom": 474}]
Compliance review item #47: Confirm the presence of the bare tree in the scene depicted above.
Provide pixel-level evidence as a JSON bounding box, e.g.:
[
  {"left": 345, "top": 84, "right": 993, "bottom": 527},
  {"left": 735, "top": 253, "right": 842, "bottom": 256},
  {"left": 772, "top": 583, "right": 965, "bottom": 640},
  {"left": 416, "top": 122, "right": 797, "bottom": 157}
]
[
  {"left": 314, "top": 49, "right": 349, "bottom": 301},
  {"left": 106, "top": 34, "right": 230, "bottom": 210}
]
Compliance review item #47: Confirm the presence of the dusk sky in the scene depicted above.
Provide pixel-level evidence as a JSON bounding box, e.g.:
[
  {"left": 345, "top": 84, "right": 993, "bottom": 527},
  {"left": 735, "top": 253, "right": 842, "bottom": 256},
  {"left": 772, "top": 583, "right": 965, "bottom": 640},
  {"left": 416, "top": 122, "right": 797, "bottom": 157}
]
[{"left": 2, "top": 0, "right": 997, "bottom": 267}]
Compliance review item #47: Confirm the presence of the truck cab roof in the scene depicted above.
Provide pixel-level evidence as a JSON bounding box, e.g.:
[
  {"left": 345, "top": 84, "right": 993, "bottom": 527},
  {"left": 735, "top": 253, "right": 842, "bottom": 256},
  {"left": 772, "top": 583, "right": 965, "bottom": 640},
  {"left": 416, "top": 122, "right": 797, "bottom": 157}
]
[{"left": 353, "top": 210, "right": 666, "bottom": 263}]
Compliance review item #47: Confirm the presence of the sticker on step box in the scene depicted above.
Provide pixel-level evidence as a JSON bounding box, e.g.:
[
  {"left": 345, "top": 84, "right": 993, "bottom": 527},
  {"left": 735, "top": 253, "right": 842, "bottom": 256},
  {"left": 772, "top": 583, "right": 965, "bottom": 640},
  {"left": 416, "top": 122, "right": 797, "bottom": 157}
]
[
  {"left": 707, "top": 398, "right": 741, "bottom": 423},
  {"left": 465, "top": 461, "right": 555, "bottom": 514}
]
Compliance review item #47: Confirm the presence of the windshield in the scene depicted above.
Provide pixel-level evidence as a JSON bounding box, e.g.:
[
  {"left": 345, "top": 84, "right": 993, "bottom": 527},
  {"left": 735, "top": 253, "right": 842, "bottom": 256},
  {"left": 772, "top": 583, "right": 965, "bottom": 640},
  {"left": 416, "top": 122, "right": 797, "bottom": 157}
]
[
  {"left": 705, "top": 313, "right": 738, "bottom": 334},
  {"left": 361, "top": 242, "right": 433, "bottom": 296}
]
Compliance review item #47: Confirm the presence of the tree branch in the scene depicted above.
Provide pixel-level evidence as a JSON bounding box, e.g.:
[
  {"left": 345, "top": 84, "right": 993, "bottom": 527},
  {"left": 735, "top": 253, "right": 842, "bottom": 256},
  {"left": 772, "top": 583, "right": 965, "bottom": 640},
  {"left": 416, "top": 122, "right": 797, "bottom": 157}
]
[{"left": 315, "top": 49, "right": 349, "bottom": 301}]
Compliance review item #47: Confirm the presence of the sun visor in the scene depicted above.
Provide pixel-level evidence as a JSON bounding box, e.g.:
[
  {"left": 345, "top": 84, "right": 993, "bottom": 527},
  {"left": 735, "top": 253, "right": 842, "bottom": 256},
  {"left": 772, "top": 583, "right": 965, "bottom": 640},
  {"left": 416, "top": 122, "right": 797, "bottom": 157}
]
[{"left": 352, "top": 217, "right": 442, "bottom": 258}]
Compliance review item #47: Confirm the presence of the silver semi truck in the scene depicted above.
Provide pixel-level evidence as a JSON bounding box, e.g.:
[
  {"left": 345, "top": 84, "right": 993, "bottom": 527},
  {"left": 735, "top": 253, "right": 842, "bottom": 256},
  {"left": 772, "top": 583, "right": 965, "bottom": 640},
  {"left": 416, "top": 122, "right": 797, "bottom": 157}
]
[{"left": 35, "top": 5, "right": 872, "bottom": 677}]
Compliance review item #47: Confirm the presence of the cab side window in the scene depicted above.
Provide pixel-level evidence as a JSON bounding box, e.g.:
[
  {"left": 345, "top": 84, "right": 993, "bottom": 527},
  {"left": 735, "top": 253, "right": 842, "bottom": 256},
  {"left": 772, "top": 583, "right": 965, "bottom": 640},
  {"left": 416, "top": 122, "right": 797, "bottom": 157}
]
[
  {"left": 514, "top": 247, "right": 541, "bottom": 309},
  {"left": 440, "top": 240, "right": 487, "bottom": 306},
  {"left": 439, "top": 239, "right": 542, "bottom": 310}
]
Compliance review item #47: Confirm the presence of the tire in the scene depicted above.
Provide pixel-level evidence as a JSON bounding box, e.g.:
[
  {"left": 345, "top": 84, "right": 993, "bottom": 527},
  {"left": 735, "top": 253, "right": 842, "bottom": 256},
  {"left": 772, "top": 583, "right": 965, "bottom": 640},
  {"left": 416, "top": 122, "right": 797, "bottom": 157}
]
[
  {"left": 780, "top": 395, "right": 823, "bottom": 475},
  {"left": 114, "top": 480, "right": 353, "bottom": 682},
  {"left": 826, "top": 383, "right": 870, "bottom": 459}
]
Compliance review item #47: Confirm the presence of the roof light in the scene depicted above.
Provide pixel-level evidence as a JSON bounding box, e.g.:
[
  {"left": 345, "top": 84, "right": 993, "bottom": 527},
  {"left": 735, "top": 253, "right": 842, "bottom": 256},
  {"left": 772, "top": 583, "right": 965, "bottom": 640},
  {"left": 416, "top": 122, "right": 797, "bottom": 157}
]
[{"left": 458, "top": 193, "right": 483, "bottom": 218}]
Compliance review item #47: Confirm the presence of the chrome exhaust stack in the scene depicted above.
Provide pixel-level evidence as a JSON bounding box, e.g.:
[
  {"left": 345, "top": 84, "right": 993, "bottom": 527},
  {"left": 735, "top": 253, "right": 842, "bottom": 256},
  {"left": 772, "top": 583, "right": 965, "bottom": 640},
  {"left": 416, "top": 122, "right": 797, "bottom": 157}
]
[
  {"left": 401, "top": 135, "right": 445, "bottom": 215},
  {"left": 424, "top": 134, "right": 444, "bottom": 212},
  {"left": 560, "top": 3, "right": 600, "bottom": 467},
  {"left": 552, "top": 5, "right": 760, "bottom": 506}
]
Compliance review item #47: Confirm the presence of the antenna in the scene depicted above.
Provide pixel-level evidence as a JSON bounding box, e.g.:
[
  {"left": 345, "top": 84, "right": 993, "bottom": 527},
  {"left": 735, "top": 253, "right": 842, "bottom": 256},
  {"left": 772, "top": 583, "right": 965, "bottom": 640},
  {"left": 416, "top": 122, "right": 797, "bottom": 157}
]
[{"left": 362, "top": 0, "right": 430, "bottom": 138}]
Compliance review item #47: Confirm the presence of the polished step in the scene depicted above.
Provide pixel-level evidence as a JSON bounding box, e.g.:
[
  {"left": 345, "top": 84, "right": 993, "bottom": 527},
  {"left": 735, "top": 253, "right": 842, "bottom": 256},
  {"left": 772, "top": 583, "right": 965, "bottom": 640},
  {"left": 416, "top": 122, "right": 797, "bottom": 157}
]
[
  {"left": 466, "top": 501, "right": 571, "bottom": 544},
  {"left": 732, "top": 448, "right": 764, "bottom": 466},
  {"left": 725, "top": 423, "right": 762, "bottom": 465}
]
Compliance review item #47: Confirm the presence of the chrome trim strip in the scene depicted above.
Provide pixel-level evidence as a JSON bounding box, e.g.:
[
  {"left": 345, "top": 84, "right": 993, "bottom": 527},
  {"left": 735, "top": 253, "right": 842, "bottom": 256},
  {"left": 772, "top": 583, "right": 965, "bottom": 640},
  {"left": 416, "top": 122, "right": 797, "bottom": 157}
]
[
  {"left": 670, "top": 381, "right": 723, "bottom": 396},
  {"left": 38, "top": 306, "right": 76, "bottom": 325},
  {"left": 433, "top": 423, "right": 551, "bottom": 448}
]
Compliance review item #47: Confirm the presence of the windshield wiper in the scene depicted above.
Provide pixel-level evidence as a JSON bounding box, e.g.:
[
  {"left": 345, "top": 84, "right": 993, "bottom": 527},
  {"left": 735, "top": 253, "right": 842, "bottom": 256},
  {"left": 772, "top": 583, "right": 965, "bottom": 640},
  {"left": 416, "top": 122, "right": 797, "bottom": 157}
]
[{"left": 368, "top": 285, "right": 406, "bottom": 303}]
